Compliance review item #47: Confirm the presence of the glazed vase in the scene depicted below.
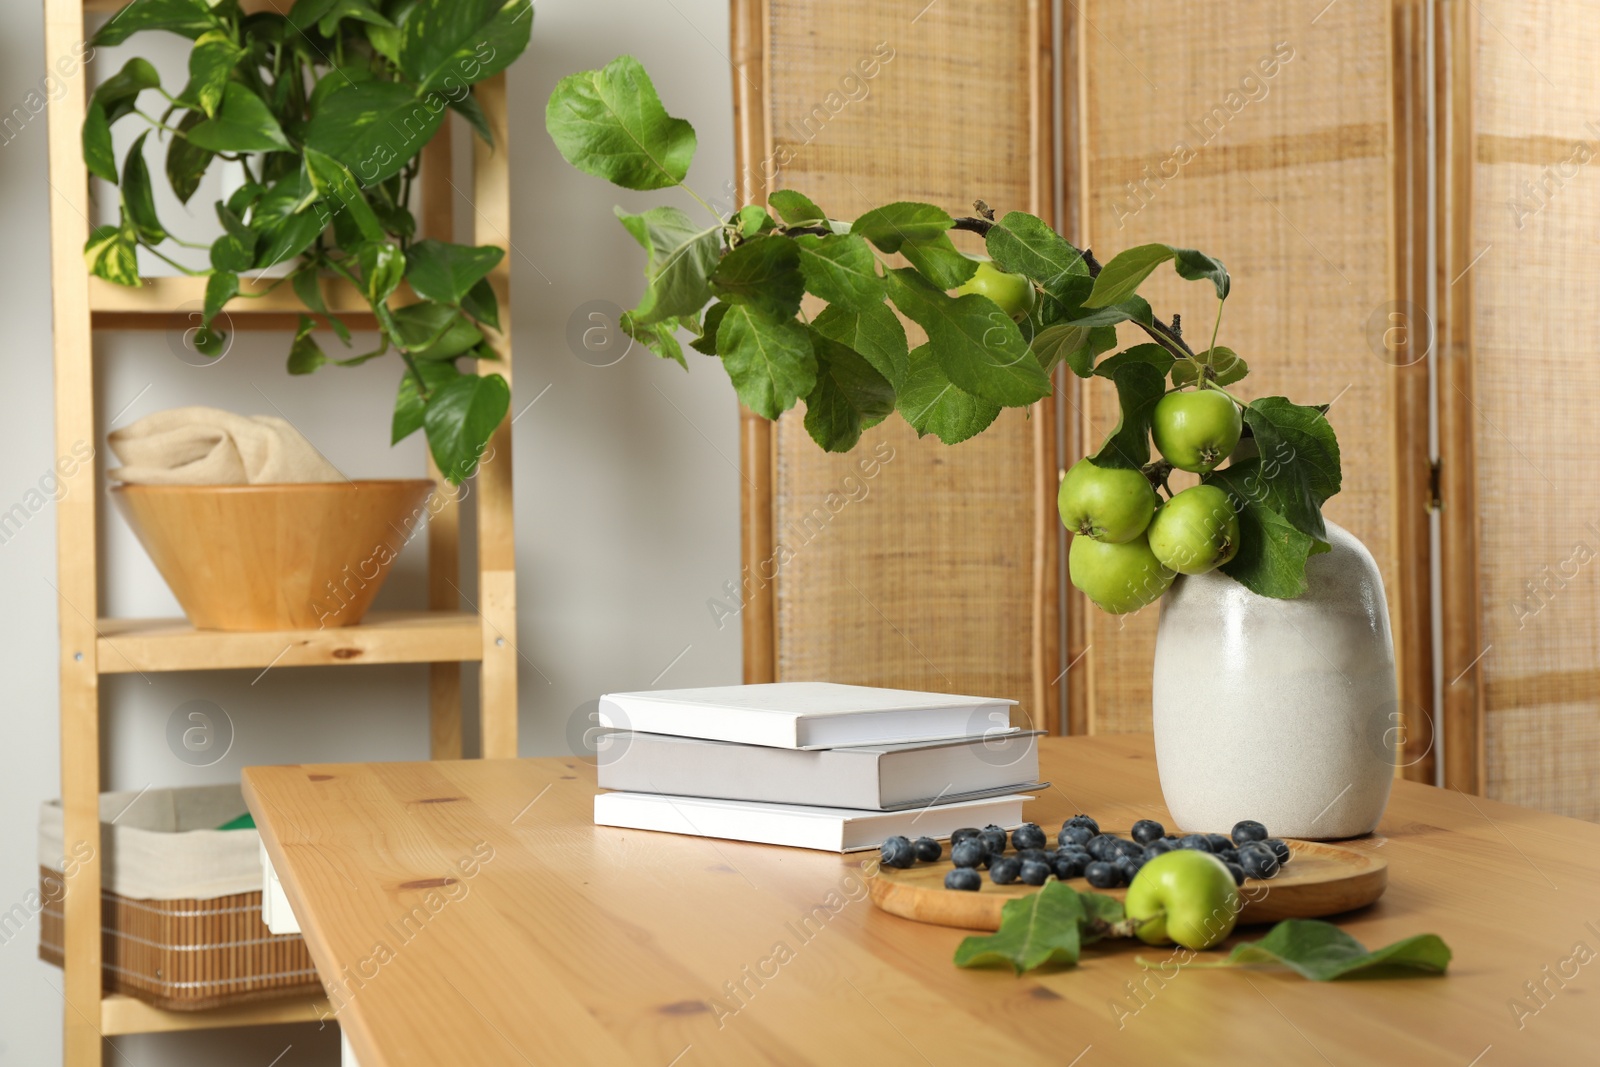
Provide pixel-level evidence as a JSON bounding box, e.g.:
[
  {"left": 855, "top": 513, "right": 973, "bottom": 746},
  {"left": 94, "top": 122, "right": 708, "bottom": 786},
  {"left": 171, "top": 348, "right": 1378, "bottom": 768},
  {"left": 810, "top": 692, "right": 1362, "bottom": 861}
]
[{"left": 1150, "top": 521, "right": 1397, "bottom": 839}]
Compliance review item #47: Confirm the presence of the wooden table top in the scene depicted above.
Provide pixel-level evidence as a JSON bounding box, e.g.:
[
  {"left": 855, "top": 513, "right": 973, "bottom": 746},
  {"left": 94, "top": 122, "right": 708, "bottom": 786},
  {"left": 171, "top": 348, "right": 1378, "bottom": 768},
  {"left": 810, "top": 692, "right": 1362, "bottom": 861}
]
[{"left": 243, "top": 735, "right": 1600, "bottom": 1066}]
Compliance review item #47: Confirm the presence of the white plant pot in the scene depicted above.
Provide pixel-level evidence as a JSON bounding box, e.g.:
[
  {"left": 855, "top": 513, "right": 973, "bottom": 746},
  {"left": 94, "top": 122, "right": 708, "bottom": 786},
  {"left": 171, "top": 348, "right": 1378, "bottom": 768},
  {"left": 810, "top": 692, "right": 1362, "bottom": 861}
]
[{"left": 1151, "top": 521, "right": 1397, "bottom": 839}]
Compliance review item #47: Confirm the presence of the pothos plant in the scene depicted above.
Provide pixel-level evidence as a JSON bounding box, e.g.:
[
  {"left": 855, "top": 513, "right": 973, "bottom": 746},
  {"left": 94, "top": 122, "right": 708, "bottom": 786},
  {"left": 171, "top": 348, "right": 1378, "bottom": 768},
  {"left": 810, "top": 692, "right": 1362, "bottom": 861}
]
[
  {"left": 80, "top": 0, "right": 533, "bottom": 483},
  {"left": 546, "top": 56, "right": 1343, "bottom": 611}
]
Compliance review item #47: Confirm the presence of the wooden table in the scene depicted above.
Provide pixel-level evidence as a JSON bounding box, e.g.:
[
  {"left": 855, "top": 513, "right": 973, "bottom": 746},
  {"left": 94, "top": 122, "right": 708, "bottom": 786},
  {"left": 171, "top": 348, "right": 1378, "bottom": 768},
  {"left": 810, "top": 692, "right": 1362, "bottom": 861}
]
[{"left": 243, "top": 735, "right": 1600, "bottom": 1066}]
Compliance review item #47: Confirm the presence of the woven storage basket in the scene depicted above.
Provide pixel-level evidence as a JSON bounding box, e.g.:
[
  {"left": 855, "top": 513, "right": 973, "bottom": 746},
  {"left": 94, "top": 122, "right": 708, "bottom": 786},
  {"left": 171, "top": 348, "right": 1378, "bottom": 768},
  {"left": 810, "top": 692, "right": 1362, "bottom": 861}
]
[{"left": 38, "top": 784, "right": 321, "bottom": 1011}]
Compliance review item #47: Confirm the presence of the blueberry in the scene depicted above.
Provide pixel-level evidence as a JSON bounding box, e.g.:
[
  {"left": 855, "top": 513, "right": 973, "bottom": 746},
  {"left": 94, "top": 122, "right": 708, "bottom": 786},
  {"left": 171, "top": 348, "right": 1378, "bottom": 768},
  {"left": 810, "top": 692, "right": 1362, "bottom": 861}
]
[
  {"left": 951, "top": 827, "right": 982, "bottom": 845},
  {"left": 1205, "top": 834, "right": 1233, "bottom": 854},
  {"left": 1066, "top": 814, "right": 1101, "bottom": 836},
  {"left": 1084, "top": 860, "right": 1121, "bottom": 889},
  {"left": 1131, "top": 819, "right": 1165, "bottom": 845},
  {"left": 912, "top": 836, "right": 943, "bottom": 863},
  {"left": 1112, "top": 837, "right": 1144, "bottom": 859},
  {"left": 979, "top": 827, "right": 1009, "bottom": 855},
  {"left": 1224, "top": 861, "right": 1246, "bottom": 886},
  {"left": 951, "top": 838, "right": 988, "bottom": 869},
  {"left": 1011, "top": 823, "right": 1047, "bottom": 851},
  {"left": 1264, "top": 838, "right": 1291, "bottom": 865},
  {"left": 1018, "top": 858, "right": 1051, "bottom": 886},
  {"left": 989, "top": 856, "right": 1022, "bottom": 885},
  {"left": 1143, "top": 838, "right": 1174, "bottom": 857},
  {"left": 1017, "top": 848, "right": 1050, "bottom": 864},
  {"left": 1216, "top": 847, "right": 1240, "bottom": 865},
  {"left": 1116, "top": 853, "right": 1146, "bottom": 880},
  {"left": 1178, "top": 833, "right": 1213, "bottom": 852},
  {"left": 1231, "top": 820, "right": 1269, "bottom": 845},
  {"left": 945, "top": 867, "right": 982, "bottom": 891},
  {"left": 879, "top": 835, "right": 915, "bottom": 868},
  {"left": 1053, "top": 852, "right": 1088, "bottom": 880},
  {"left": 1058, "top": 824, "right": 1095, "bottom": 849},
  {"left": 1238, "top": 844, "right": 1280, "bottom": 879}
]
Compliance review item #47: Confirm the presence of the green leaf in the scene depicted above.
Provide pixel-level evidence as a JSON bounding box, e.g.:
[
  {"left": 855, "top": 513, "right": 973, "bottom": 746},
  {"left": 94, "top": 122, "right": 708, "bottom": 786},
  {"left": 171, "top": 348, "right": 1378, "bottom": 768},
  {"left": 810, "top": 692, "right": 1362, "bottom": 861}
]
[
  {"left": 811, "top": 301, "right": 909, "bottom": 392},
  {"left": 393, "top": 359, "right": 463, "bottom": 443},
  {"left": 120, "top": 133, "right": 166, "bottom": 243},
  {"left": 1172, "top": 347, "right": 1249, "bottom": 388},
  {"left": 768, "top": 189, "right": 826, "bottom": 226},
  {"left": 804, "top": 330, "right": 895, "bottom": 452},
  {"left": 450, "top": 91, "right": 494, "bottom": 146},
  {"left": 83, "top": 102, "right": 116, "bottom": 183},
  {"left": 290, "top": 0, "right": 393, "bottom": 36},
  {"left": 985, "top": 211, "right": 1087, "bottom": 317},
  {"left": 424, "top": 372, "right": 511, "bottom": 484},
  {"left": 391, "top": 302, "right": 483, "bottom": 360},
  {"left": 186, "top": 83, "right": 290, "bottom": 153},
  {"left": 91, "top": 0, "right": 220, "bottom": 45},
  {"left": 712, "top": 235, "right": 804, "bottom": 319},
  {"left": 690, "top": 302, "right": 728, "bottom": 356},
  {"left": 359, "top": 240, "right": 406, "bottom": 304},
  {"left": 1093, "top": 343, "right": 1174, "bottom": 381},
  {"left": 400, "top": 0, "right": 532, "bottom": 94},
  {"left": 405, "top": 240, "right": 503, "bottom": 306},
  {"left": 461, "top": 277, "right": 500, "bottom": 331},
  {"left": 84, "top": 224, "right": 140, "bottom": 287},
  {"left": 1088, "top": 361, "right": 1165, "bottom": 470},
  {"left": 794, "top": 233, "right": 882, "bottom": 311},
  {"left": 851, "top": 201, "right": 953, "bottom": 247},
  {"left": 546, "top": 55, "right": 696, "bottom": 191},
  {"left": 286, "top": 314, "right": 327, "bottom": 374},
  {"left": 203, "top": 270, "right": 237, "bottom": 329},
  {"left": 90, "top": 58, "right": 161, "bottom": 124},
  {"left": 1173, "top": 247, "right": 1230, "bottom": 300},
  {"left": 1241, "top": 397, "right": 1343, "bottom": 542},
  {"left": 182, "top": 30, "right": 245, "bottom": 118},
  {"left": 165, "top": 110, "right": 214, "bottom": 204},
  {"left": 1082, "top": 243, "right": 1175, "bottom": 308},
  {"left": 209, "top": 203, "right": 257, "bottom": 272},
  {"left": 897, "top": 344, "right": 1001, "bottom": 445},
  {"left": 253, "top": 210, "right": 325, "bottom": 272},
  {"left": 885, "top": 268, "right": 1050, "bottom": 407},
  {"left": 621, "top": 313, "right": 687, "bottom": 369},
  {"left": 1205, "top": 920, "right": 1451, "bottom": 980},
  {"left": 954, "top": 881, "right": 1086, "bottom": 975},
  {"left": 1077, "top": 891, "right": 1127, "bottom": 945},
  {"left": 1206, "top": 460, "right": 1319, "bottom": 599},
  {"left": 614, "top": 205, "right": 721, "bottom": 327},
  {"left": 304, "top": 80, "right": 445, "bottom": 186},
  {"left": 1031, "top": 323, "right": 1090, "bottom": 376},
  {"left": 716, "top": 304, "right": 816, "bottom": 419},
  {"left": 735, "top": 205, "right": 775, "bottom": 238},
  {"left": 303, "top": 147, "right": 384, "bottom": 242},
  {"left": 1064, "top": 296, "right": 1154, "bottom": 329},
  {"left": 292, "top": 266, "right": 351, "bottom": 344}
]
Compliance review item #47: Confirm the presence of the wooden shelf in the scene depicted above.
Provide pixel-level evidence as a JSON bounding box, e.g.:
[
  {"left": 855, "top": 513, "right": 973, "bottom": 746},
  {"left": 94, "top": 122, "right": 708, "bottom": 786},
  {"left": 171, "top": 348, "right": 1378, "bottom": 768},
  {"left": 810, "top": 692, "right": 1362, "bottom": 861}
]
[
  {"left": 100, "top": 993, "right": 331, "bottom": 1036},
  {"left": 95, "top": 611, "right": 484, "bottom": 674},
  {"left": 88, "top": 276, "right": 395, "bottom": 332}
]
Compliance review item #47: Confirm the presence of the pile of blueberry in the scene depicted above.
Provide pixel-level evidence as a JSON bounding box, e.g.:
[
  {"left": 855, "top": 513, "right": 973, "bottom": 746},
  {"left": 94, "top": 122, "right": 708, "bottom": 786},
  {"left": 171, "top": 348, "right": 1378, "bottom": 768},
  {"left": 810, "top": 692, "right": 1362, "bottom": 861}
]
[{"left": 878, "top": 816, "right": 1292, "bottom": 893}]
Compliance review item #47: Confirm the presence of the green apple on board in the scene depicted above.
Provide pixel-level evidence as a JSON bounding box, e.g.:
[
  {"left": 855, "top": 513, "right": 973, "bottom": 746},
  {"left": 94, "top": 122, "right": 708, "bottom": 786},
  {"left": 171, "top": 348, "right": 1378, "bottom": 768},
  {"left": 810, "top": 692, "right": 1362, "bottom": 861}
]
[{"left": 1124, "top": 849, "right": 1242, "bottom": 951}]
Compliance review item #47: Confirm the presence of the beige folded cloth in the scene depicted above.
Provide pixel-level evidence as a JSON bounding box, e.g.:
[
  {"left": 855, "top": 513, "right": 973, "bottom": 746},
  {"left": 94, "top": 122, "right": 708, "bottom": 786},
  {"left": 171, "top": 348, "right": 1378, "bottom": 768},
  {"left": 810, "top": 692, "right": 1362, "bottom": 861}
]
[{"left": 107, "top": 406, "right": 344, "bottom": 485}]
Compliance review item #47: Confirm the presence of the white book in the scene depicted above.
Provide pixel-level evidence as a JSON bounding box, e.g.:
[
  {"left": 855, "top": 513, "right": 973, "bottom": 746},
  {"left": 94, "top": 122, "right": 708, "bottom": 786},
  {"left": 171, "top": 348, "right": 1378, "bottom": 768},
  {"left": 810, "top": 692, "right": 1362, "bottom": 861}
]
[
  {"left": 597, "top": 731, "right": 1042, "bottom": 810},
  {"left": 593, "top": 791, "right": 1032, "bottom": 852},
  {"left": 596, "top": 681, "right": 1017, "bottom": 749}
]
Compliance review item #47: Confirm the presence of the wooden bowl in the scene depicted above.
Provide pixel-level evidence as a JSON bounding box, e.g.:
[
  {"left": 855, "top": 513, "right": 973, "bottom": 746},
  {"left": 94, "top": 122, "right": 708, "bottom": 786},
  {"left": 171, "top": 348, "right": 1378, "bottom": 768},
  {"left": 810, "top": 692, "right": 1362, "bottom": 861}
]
[{"left": 111, "top": 480, "right": 436, "bottom": 631}]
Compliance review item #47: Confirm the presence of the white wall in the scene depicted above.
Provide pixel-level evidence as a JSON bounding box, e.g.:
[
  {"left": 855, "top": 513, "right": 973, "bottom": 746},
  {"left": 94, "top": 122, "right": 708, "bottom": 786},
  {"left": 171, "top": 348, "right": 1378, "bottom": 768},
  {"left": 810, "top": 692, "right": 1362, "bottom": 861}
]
[{"left": 0, "top": 1, "right": 740, "bottom": 1062}]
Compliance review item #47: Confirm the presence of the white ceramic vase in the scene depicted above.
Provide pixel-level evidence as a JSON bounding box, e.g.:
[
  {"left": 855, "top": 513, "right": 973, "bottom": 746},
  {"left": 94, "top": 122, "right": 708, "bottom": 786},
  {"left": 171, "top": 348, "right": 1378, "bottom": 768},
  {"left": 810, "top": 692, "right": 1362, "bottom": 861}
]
[{"left": 1151, "top": 521, "right": 1397, "bottom": 840}]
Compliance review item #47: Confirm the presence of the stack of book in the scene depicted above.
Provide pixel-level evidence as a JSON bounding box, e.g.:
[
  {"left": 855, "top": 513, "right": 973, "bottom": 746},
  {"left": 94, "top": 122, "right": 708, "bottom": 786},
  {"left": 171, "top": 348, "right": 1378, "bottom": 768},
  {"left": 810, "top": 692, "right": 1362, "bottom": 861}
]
[{"left": 592, "top": 682, "right": 1042, "bottom": 851}]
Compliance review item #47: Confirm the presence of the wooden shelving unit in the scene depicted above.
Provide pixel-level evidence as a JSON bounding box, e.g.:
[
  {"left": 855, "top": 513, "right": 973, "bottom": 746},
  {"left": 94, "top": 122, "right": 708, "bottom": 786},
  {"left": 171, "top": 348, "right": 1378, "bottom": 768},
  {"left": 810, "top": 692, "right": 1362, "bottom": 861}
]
[{"left": 44, "top": 2, "right": 520, "bottom": 1062}]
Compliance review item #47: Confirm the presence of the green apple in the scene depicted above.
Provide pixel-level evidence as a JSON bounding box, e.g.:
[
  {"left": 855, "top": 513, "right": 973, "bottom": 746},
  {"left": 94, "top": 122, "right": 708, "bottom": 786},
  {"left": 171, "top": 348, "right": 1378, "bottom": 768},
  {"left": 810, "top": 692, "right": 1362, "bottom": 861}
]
[
  {"left": 954, "top": 258, "right": 1037, "bottom": 321},
  {"left": 1151, "top": 389, "right": 1243, "bottom": 474},
  {"left": 1124, "top": 849, "right": 1241, "bottom": 951},
  {"left": 1058, "top": 459, "right": 1156, "bottom": 543},
  {"left": 1146, "top": 485, "right": 1241, "bottom": 575},
  {"left": 1068, "top": 533, "right": 1174, "bottom": 614}
]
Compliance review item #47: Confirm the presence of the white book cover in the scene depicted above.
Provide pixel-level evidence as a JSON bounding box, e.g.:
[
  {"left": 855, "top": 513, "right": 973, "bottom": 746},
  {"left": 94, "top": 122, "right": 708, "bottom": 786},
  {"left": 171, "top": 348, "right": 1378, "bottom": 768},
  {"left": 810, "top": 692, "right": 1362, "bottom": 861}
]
[
  {"left": 593, "top": 791, "right": 1033, "bottom": 852},
  {"left": 596, "top": 681, "right": 1017, "bottom": 749}
]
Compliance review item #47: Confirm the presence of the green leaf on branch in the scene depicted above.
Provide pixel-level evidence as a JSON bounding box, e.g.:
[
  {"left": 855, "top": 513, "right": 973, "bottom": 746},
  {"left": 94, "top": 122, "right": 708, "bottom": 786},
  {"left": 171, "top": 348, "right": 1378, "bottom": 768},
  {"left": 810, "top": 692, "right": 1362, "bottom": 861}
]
[
  {"left": 304, "top": 147, "right": 384, "bottom": 242},
  {"left": 91, "top": 0, "right": 221, "bottom": 45},
  {"left": 393, "top": 359, "right": 463, "bottom": 444},
  {"left": 84, "top": 225, "right": 140, "bottom": 286},
  {"left": 1031, "top": 323, "right": 1091, "bottom": 376},
  {"left": 292, "top": 266, "right": 351, "bottom": 344},
  {"left": 304, "top": 80, "right": 445, "bottom": 185},
  {"left": 121, "top": 133, "right": 167, "bottom": 243},
  {"left": 1093, "top": 343, "right": 1174, "bottom": 380},
  {"left": 450, "top": 91, "right": 494, "bottom": 147},
  {"left": 851, "top": 201, "right": 975, "bottom": 290},
  {"left": 203, "top": 270, "right": 237, "bottom": 329},
  {"left": 1240, "top": 397, "right": 1343, "bottom": 542},
  {"left": 812, "top": 301, "right": 909, "bottom": 392},
  {"left": 768, "top": 189, "right": 826, "bottom": 226},
  {"left": 546, "top": 55, "right": 696, "bottom": 191},
  {"left": 90, "top": 58, "right": 161, "bottom": 124},
  {"left": 794, "top": 233, "right": 882, "bottom": 311},
  {"left": 209, "top": 203, "right": 258, "bottom": 272},
  {"left": 621, "top": 313, "right": 687, "bottom": 368},
  {"left": 400, "top": 0, "right": 532, "bottom": 94},
  {"left": 286, "top": 315, "right": 327, "bottom": 374},
  {"left": 1206, "top": 460, "right": 1319, "bottom": 598},
  {"left": 359, "top": 241, "right": 406, "bottom": 305},
  {"left": 896, "top": 344, "right": 1001, "bottom": 445},
  {"left": 615, "top": 205, "right": 721, "bottom": 327},
  {"left": 953, "top": 881, "right": 1088, "bottom": 974},
  {"left": 985, "top": 210, "right": 1087, "bottom": 318},
  {"left": 424, "top": 372, "right": 511, "bottom": 484},
  {"left": 803, "top": 330, "right": 895, "bottom": 452},
  {"left": 253, "top": 210, "right": 326, "bottom": 273},
  {"left": 1173, "top": 247, "right": 1230, "bottom": 300},
  {"left": 1065, "top": 295, "right": 1154, "bottom": 329},
  {"left": 186, "top": 83, "right": 290, "bottom": 153},
  {"left": 885, "top": 268, "right": 1050, "bottom": 407},
  {"left": 166, "top": 110, "right": 213, "bottom": 204},
  {"left": 712, "top": 235, "right": 804, "bottom": 319},
  {"left": 735, "top": 205, "right": 775, "bottom": 238},
  {"left": 391, "top": 302, "right": 483, "bottom": 360},
  {"left": 1083, "top": 243, "right": 1175, "bottom": 308},
  {"left": 461, "top": 278, "right": 500, "bottom": 331},
  {"left": 716, "top": 304, "right": 816, "bottom": 419},
  {"left": 83, "top": 102, "right": 116, "bottom": 183},
  {"left": 1088, "top": 361, "right": 1166, "bottom": 470},
  {"left": 290, "top": 0, "right": 393, "bottom": 37},
  {"left": 406, "top": 240, "right": 505, "bottom": 306},
  {"left": 1192, "top": 920, "right": 1451, "bottom": 980},
  {"left": 690, "top": 302, "right": 728, "bottom": 356},
  {"left": 1172, "top": 347, "right": 1248, "bottom": 388},
  {"left": 181, "top": 30, "right": 245, "bottom": 117}
]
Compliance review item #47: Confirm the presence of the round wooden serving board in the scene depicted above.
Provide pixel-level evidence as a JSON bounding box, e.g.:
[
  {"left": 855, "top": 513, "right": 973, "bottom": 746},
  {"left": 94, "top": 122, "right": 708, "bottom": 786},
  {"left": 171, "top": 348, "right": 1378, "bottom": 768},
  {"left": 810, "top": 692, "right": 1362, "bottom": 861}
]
[{"left": 869, "top": 839, "right": 1387, "bottom": 931}]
